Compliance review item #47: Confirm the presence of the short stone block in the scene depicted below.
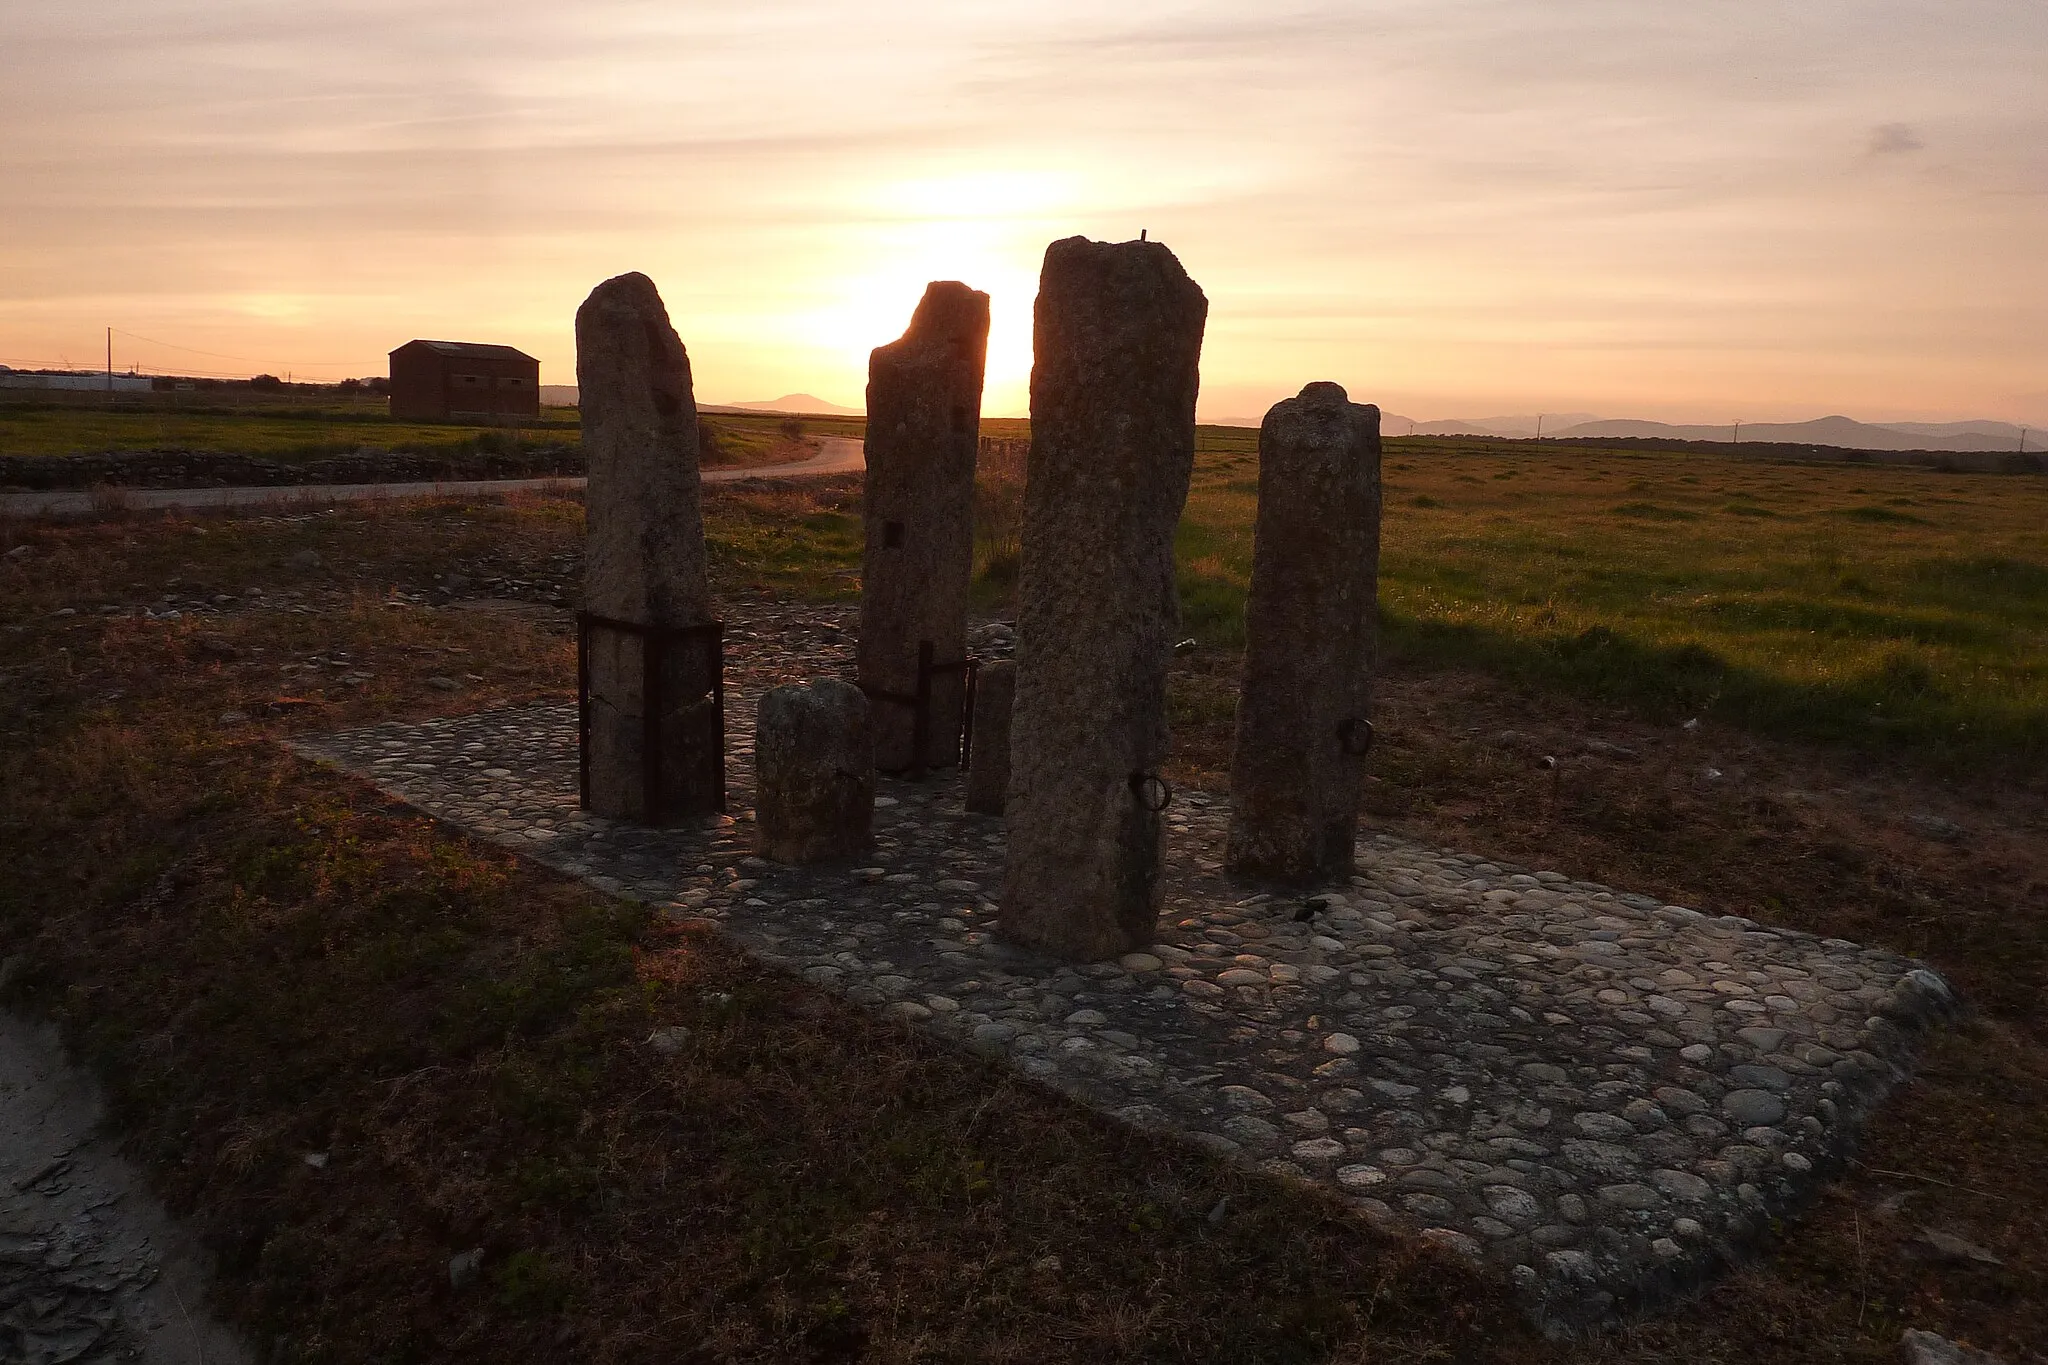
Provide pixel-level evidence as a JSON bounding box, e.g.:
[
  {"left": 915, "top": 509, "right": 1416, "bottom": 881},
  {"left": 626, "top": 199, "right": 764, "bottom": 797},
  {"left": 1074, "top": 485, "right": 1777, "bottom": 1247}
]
[
  {"left": 964, "top": 658, "right": 1015, "bottom": 815},
  {"left": 755, "top": 679, "right": 874, "bottom": 862}
]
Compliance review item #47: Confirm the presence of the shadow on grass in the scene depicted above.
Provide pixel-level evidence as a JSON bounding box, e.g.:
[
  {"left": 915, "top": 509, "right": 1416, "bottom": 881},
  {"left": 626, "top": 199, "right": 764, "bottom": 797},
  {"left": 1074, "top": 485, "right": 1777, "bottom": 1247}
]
[{"left": 1379, "top": 612, "right": 2047, "bottom": 763}]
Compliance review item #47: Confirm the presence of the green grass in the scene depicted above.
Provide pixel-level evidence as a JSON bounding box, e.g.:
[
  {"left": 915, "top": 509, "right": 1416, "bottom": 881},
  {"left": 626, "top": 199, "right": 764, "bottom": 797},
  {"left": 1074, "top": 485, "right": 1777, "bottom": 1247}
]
[
  {"left": 704, "top": 479, "right": 865, "bottom": 597},
  {"left": 0, "top": 395, "right": 858, "bottom": 464},
  {"left": 1174, "top": 439, "right": 2048, "bottom": 761},
  {"left": 0, "top": 398, "right": 569, "bottom": 460}
]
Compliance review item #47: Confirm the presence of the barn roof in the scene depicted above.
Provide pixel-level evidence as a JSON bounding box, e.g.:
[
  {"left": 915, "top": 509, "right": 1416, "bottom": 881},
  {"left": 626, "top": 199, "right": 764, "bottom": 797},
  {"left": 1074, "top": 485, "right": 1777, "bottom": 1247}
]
[{"left": 392, "top": 340, "right": 537, "bottom": 362}]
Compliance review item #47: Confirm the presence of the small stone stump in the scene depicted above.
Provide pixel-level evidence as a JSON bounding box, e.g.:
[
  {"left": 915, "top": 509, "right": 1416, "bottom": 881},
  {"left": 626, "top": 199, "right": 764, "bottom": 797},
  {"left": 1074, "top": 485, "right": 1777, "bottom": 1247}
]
[
  {"left": 577, "top": 272, "right": 722, "bottom": 824},
  {"left": 859, "top": 281, "right": 991, "bottom": 772},
  {"left": 964, "top": 658, "right": 1015, "bottom": 815},
  {"left": 755, "top": 679, "right": 875, "bottom": 862},
  {"left": 1000, "top": 236, "right": 1208, "bottom": 960},
  {"left": 1227, "top": 382, "right": 1382, "bottom": 881}
]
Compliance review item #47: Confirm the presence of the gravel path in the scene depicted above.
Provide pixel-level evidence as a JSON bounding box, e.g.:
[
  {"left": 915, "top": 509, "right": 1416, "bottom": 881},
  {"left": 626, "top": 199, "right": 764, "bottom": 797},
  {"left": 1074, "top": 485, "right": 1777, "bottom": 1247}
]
[
  {"left": 292, "top": 597, "right": 1957, "bottom": 1333},
  {"left": 0, "top": 436, "right": 864, "bottom": 520}
]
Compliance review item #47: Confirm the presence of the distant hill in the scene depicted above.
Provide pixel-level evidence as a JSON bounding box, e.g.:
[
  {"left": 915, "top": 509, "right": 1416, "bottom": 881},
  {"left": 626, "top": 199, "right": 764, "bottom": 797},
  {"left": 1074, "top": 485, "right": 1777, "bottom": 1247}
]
[
  {"left": 717, "top": 393, "right": 863, "bottom": 416},
  {"left": 1410, "top": 413, "right": 1601, "bottom": 438},
  {"left": 1553, "top": 415, "right": 2028, "bottom": 454},
  {"left": 1202, "top": 410, "right": 1421, "bottom": 431},
  {"left": 538, "top": 387, "right": 866, "bottom": 417},
  {"left": 544, "top": 385, "right": 2030, "bottom": 454}
]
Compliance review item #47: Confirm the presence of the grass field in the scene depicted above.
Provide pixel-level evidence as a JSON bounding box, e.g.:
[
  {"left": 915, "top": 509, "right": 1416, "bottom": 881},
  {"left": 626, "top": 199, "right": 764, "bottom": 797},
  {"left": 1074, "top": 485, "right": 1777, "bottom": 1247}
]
[
  {"left": 0, "top": 394, "right": 826, "bottom": 467},
  {"left": 1203, "top": 439, "right": 2047, "bottom": 765},
  {"left": 958, "top": 426, "right": 2048, "bottom": 768},
  {"left": 2, "top": 421, "right": 2046, "bottom": 1360}
]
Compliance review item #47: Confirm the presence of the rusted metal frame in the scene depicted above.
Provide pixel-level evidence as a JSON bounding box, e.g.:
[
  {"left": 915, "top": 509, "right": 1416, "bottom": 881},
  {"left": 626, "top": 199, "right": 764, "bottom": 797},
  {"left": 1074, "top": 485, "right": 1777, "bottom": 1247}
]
[
  {"left": 576, "top": 612, "right": 726, "bottom": 819},
  {"left": 958, "top": 658, "right": 980, "bottom": 771},
  {"left": 576, "top": 614, "right": 593, "bottom": 808},
  {"left": 860, "top": 638, "right": 978, "bottom": 778},
  {"left": 912, "top": 638, "right": 934, "bottom": 780}
]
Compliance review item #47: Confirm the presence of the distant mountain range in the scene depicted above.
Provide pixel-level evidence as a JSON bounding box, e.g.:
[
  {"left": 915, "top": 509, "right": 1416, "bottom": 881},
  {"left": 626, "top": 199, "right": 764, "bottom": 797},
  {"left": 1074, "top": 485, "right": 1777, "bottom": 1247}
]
[
  {"left": 1544, "top": 415, "right": 2031, "bottom": 453},
  {"left": 711, "top": 393, "right": 863, "bottom": 416},
  {"left": 545, "top": 385, "right": 2031, "bottom": 454},
  {"left": 1211, "top": 410, "right": 2033, "bottom": 454},
  {"left": 539, "top": 387, "right": 865, "bottom": 417}
]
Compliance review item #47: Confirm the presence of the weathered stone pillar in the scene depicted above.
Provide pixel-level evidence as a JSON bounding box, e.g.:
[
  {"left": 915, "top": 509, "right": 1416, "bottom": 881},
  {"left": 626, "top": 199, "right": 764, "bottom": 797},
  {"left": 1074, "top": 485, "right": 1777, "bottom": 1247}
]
[
  {"left": 755, "top": 680, "right": 874, "bottom": 862},
  {"left": 576, "top": 271, "right": 722, "bottom": 823},
  {"left": 858, "top": 281, "right": 991, "bottom": 772},
  {"left": 964, "top": 658, "right": 1015, "bottom": 815},
  {"left": 1226, "top": 382, "right": 1382, "bottom": 881},
  {"left": 999, "top": 237, "right": 1207, "bottom": 961}
]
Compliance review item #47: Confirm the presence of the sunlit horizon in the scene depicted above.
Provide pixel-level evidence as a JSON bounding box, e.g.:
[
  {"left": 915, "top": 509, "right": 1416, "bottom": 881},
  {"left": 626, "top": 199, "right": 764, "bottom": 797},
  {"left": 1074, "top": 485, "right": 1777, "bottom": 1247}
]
[{"left": 3, "top": 1, "right": 2043, "bottom": 428}]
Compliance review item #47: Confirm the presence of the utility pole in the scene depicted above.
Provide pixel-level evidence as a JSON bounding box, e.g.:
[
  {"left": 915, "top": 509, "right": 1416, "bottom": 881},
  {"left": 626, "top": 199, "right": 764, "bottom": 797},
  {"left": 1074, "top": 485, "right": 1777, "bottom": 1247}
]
[
  {"left": 1535, "top": 414, "right": 1544, "bottom": 440},
  {"left": 1733, "top": 419, "right": 1742, "bottom": 444},
  {"left": 2022, "top": 427, "right": 2030, "bottom": 454},
  {"left": 105, "top": 326, "right": 112, "bottom": 395}
]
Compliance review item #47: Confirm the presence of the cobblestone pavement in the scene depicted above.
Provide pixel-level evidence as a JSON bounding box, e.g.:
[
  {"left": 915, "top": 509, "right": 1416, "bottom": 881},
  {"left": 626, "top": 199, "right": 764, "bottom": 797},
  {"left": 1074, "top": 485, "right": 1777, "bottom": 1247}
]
[{"left": 291, "top": 603, "right": 1956, "bottom": 1333}]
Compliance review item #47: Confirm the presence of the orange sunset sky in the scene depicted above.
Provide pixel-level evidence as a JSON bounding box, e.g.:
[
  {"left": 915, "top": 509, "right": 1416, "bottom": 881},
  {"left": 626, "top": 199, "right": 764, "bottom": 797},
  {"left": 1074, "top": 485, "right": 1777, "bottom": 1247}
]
[{"left": 2, "top": 1, "right": 2043, "bottom": 426}]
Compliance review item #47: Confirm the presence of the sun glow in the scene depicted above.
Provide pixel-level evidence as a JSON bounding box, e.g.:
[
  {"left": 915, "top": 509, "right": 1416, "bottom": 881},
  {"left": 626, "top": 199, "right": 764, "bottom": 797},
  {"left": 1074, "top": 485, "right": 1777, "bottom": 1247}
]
[{"left": 785, "top": 170, "right": 1093, "bottom": 414}]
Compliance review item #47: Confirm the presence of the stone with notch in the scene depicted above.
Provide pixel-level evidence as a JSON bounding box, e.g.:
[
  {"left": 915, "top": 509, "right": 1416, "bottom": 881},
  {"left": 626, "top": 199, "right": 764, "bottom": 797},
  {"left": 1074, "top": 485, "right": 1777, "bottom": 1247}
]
[
  {"left": 576, "top": 271, "right": 721, "bottom": 823},
  {"left": 1227, "top": 381, "right": 1382, "bottom": 881},
  {"left": 859, "top": 281, "right": 991, "bottom": 771},
  {"left": 1001, "top": 236, "right": 1208, "bottom": 960}
]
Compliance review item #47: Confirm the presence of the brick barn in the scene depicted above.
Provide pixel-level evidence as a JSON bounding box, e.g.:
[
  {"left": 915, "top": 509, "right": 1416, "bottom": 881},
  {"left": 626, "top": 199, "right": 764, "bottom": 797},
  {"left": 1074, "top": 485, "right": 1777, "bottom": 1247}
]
[{"left": 388, "top": 340, "right": 540, "bottom": 422}]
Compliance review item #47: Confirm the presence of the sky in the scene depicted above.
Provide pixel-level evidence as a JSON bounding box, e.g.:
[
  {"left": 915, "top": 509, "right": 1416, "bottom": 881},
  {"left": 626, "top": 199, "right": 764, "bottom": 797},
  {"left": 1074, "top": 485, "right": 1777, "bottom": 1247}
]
[{"left": 2, "top": 0, "right": 2044, "bottom": 425}]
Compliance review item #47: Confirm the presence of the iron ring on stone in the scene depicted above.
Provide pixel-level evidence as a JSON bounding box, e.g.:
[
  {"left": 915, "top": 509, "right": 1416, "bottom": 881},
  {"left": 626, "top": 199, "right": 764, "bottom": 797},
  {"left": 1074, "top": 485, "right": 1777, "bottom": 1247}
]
[
  {"left": 1337, "top": 718, "right": 1375, "bottom": 757},
  {"left": 1129, "top": 772, "right": 1173, "bottom": 812}
]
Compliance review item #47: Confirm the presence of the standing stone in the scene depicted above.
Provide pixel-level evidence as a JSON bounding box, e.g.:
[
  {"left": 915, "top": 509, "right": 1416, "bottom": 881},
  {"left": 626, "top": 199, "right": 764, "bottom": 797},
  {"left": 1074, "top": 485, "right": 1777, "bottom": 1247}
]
[
  {"left": 577, "top": 272, "right": 721, "bottom": 823},
  {"left": 859, "top": 281, "right": 991, "bottom": 771},
  {"left": 963, "top": 658, "right": 1015, "bottom": 815},
  {"left": 1000, "top": 237, "right": 1207, "bottom": 961},
  {"left": 1226, "top": 382, "right": 1382, "bottom": 881},
  {"left": 755, "top": 680, "right": 875, "bottom": 862}
]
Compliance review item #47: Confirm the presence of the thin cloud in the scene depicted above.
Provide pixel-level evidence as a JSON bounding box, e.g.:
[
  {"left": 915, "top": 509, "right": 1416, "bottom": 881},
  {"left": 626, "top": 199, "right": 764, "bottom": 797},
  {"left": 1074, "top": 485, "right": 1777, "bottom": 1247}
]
[{"left": 1869, "top": 122, "right": 1925, "bottom": 154}]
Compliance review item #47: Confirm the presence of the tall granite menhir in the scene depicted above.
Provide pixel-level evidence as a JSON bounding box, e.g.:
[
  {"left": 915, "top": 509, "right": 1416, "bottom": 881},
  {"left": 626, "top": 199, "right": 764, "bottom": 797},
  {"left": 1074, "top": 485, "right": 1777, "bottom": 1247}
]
[
  {"left": 1001, "top": 237, "right": 1207, "bottom": 961},
  {"left": 858, "top": 281, "right": 991, "bottom": 771},
  {"left": 1226, "top": 383, "right": 1382, "bottom": 881},
  {"left": 576, "top": 272, "right": 722, "bottom": 823}
]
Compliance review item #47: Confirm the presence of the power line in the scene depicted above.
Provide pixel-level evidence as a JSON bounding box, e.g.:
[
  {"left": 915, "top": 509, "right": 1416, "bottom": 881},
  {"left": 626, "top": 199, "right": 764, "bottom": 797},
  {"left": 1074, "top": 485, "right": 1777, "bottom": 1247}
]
[
  {"left": 108, "top": 327, "right": 354, "bottom": 370},
  {"left": 2, "top": 354, "right": 247, "bottom": 380},
  {"left": 2, "top": 351, "right": 371, "bottom": 382},
  {"left": 107, "top": 328, "right": 260, "bottom": 364}
]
